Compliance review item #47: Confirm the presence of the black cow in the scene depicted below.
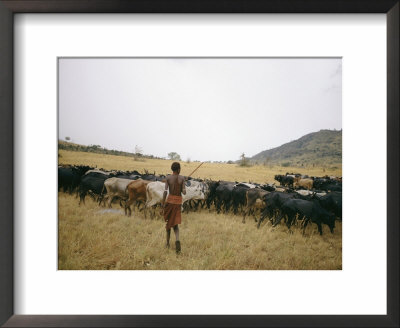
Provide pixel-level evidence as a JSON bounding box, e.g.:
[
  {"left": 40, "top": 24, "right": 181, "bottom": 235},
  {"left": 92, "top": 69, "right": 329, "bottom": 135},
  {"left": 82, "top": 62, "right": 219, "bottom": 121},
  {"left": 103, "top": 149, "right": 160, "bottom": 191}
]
[
  {"left": 260, "top": 184, "right": 275, "bottom": 192},
  {"left": 274, "top": 175, "right": 294, "bottom": 187},
  {"left": 140, "top": 174, "right": 158, "bottom": 181},
  {"left": 302, "top": 201, "right": 336, "bottom": 235},
  {"left": 58, "top": 165, "right": 92, "bottom": 193},
  {"left": 215, "top": 182, "right": 235, "bottom": 213},
  {"left": 313, "top": 177, "right": 342, "bottom": 192},
  {"left": 115, "top": 174, "right": 142, "bottom": 180},
  {"left": 78, "top": 173, "right": 109, "bottom": 205},
  {"left": 312, "top": 178, "right": 329, "bottom": 189},
  {"left": 317, "top": 192, "right": 342, "bottom": 220},
  {"left": 277, "top": 198, "right": 335, "bottom": 235},
  {"left": 58, "top": 167, "right": 75, "bottom": 193},
  {"left": 205, "top": 180, "right": 219, "bottom": 209},
  {"left": 115, "top": 170, "right": 141, "bottom": 177},
  {"left": 324, "top": 183, "right": 342, "bottom": 192},
  {"left": 231, "top": 185, "right": 249, "bottom": 215},
  {"left": 274, "top": 175, "right": 283, "bottom": 185},
  {"left": 257, "top": 192, "right": 298, "bottom": 228}
]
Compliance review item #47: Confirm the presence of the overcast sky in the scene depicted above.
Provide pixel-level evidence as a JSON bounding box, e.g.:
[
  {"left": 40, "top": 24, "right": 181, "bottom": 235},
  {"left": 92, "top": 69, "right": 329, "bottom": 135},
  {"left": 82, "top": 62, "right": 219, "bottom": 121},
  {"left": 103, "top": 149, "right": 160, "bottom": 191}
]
[{"left": 59, "top": 58, "right": 341, "bottom": 162}]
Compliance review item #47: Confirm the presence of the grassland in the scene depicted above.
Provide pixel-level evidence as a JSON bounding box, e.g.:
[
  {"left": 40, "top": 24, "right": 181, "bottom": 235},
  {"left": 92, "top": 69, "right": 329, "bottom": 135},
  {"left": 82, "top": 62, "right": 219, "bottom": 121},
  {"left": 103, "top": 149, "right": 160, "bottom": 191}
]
[
  {"left": 58, "top": 149, "right": 342, "bottom": 270},
  {"left": 59, "top": 149, "right": 342, "bottom": 184}
]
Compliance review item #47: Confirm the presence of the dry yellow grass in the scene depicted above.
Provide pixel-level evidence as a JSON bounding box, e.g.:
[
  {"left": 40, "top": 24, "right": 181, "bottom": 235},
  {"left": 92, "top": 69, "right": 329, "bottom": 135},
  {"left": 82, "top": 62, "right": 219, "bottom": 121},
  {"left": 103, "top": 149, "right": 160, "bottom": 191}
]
[
  {"left": 58, "top": 150, "right": 342, "bottom": 270},
  {"left": 59, "top": 149, "right": 341, "bottom": 184},
  {"left": 58, "top": 194, "right": 341, "bottom": 270}
]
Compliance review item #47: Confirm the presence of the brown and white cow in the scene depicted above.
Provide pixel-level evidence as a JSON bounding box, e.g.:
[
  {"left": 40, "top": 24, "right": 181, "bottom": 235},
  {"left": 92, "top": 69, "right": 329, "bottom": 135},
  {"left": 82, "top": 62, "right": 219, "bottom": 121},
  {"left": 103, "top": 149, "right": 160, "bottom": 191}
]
[
  {"left": 124, "top": 179, "right": 152, "bottom": 216},
  {"left": 242, "top": 188, "right": 269, "bottom": 223}
]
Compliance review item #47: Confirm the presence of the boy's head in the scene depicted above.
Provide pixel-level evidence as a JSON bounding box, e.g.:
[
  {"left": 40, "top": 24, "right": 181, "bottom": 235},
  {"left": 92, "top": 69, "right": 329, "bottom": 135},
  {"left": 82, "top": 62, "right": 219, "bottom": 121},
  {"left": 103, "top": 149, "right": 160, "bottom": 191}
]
[{"left": 171, "top": 162, "right": 181, "bottom": 173}]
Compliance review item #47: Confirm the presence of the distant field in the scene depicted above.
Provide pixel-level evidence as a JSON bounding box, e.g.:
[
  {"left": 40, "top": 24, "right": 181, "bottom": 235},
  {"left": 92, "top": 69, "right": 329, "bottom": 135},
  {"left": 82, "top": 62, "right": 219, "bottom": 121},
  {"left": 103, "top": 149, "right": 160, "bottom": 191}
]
[
  {"left": 58, "top": 149, "right": 342, "bottom": 183},
  {"left": 58, "top": 149, "right": 342, "bottom": 270}
]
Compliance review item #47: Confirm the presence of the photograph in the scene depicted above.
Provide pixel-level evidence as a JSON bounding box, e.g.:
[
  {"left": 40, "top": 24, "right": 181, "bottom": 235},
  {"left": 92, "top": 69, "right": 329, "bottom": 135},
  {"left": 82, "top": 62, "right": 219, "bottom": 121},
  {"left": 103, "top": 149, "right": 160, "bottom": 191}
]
[
  {"left": 58, "top": 57, "right": 342, "bottom": 270},
  {"left": 1, "top": 0, "right": 396, "bottom": 324}
]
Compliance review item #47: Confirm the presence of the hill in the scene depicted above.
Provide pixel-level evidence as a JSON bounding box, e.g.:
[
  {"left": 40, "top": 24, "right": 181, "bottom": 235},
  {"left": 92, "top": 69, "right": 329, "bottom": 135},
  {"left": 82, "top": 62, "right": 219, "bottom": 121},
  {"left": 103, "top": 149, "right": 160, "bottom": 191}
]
[{"left": 251, "top": 129, "right": 342, "bottom": 167}]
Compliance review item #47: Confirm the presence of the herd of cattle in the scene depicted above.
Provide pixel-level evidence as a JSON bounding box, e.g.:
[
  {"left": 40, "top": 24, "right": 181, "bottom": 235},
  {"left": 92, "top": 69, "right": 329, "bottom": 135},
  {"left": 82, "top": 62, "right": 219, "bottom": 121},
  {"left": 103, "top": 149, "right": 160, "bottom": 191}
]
[{"left": 58, "top": 165, "right": 342, "bottom": 235}]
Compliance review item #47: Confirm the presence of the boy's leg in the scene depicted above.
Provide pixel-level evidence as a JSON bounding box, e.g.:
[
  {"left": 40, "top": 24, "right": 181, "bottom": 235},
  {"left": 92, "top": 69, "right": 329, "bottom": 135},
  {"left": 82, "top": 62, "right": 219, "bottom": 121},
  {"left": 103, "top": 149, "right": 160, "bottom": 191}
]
[
  {"left": 173, "top": 225, "right": 179, "bottom": 241},
  {"left": 173, "top": 225, "right": 181, "bottom": 254}
]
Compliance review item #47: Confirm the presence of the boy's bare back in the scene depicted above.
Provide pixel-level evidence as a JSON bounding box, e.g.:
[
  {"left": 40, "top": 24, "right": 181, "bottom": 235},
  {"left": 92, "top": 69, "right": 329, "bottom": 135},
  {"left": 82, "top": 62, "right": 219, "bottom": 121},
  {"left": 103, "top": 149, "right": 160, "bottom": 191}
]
[{"left": 166, "top": 174, "right": 186, "bottom": 196}]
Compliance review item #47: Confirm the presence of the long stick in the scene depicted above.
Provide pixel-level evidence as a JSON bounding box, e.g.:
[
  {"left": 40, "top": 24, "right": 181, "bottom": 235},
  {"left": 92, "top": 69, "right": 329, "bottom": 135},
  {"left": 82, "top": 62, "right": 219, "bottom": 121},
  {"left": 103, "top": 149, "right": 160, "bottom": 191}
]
[{"left": 187, "top": 162, "right": 204, "bottom": 178}]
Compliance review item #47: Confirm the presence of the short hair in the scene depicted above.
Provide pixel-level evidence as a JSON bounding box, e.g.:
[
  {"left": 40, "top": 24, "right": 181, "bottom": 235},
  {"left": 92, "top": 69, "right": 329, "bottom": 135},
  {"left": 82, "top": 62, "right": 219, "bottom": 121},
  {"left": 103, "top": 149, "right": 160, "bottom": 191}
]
[{"left": 171, "top": 162, "right": 181, "bottom": 172}]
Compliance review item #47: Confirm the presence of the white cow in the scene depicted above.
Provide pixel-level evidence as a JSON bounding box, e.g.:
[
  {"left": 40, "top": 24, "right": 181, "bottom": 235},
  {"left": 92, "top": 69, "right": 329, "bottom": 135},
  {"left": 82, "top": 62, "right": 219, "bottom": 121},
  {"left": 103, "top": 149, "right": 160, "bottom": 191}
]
[
  {"left": 145, "top": 181, "right": 206, "bottom": 218},
  {"left": 185, "top": 180, "right": 210, "bottom": 199},
  {"left": 101, "top": 177, "right": 133, "bottom": 207},
  {"left": 235, "top": 182, "right": 257, "bottom": 189},
  {"left": 85, "top": 169, "right": 115, "bottom": 176},
  {"left": 183, "top": 180, "right": 209, "bottom": 212},
  {"left": 295, "top": 190, "right": 314, "bottom": 197},
  {"left": 146, "top": 181, "right": 167, "bottom": 208},
  {"left": 295, "top": 190, "right": 327, "bottom": 197}
]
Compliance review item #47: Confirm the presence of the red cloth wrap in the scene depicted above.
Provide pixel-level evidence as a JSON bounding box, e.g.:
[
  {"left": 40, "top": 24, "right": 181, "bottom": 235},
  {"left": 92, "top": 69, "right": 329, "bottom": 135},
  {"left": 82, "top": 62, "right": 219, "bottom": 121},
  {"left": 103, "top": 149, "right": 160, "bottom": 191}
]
[
  {"left": 164, "top": 202, "right": 182, "bottom": 230},
  {"left": 166, "top": 194, "right": 183, "bottom": 205}
]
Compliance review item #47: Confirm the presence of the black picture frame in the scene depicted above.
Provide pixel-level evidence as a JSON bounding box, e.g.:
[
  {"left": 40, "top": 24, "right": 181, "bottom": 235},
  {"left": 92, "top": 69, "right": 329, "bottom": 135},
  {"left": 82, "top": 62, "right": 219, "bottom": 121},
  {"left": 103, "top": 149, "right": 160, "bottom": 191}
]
[{"left": 0, "top": 1, "right": 398, "bottom": 327}]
